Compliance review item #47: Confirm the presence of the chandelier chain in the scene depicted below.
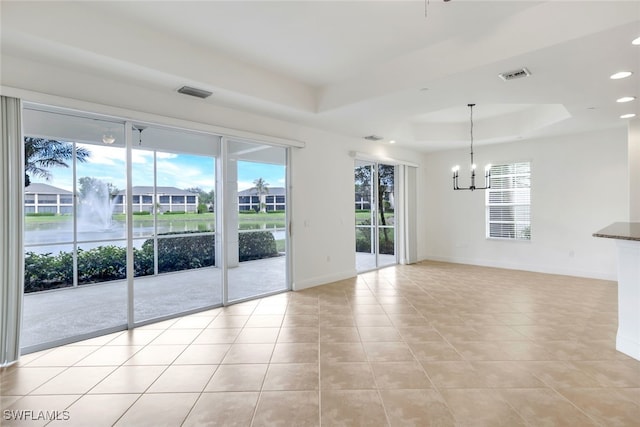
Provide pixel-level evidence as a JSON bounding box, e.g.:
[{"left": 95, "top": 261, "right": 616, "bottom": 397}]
[{"left": 469, "top": 103, "right": 474, "bottom": 166}]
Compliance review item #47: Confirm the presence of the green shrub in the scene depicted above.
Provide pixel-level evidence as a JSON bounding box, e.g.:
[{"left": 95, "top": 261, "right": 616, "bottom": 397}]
[
  {"left": 239, "top": 231, "right": 278, "bottom": 261},
  {"left": 134, "top": 245, "right": 154, "bottom": 277},
  {"left": 356, "top": 228, "right": 372, "bottom": 253},
  {"left": 162, "top": 211, "right": 186, "bottom": 215},
  {"left": 355, "top": 227, "right": 394, "bottom": 254},
  {"left": 26, "top": 212, "right": 56, "bottom": 217},
  {"left": 144, "top": 231, "right": 215, "bottom": 274},
  {"left": 78, "top": 246, "right": 127, "bottom": 284},
  {"left": 24, "top": 231, "right": 280, "bottom": 292},
  {"left": 24, "top": 251, "right": 73, "bottom": 292},
  {"left": 133, "top": 211, "right": 151, "bottom": 216}
]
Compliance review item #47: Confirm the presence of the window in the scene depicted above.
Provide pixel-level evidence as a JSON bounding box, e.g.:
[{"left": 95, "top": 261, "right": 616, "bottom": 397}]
[
  {"left": 38, "top": 195, "right": 57, "bottom": 204},
  {"left": 486, "top": 162, "right": 531, "bottom": 240}
]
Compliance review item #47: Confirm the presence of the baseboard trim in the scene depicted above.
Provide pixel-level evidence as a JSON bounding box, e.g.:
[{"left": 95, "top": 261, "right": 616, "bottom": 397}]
[
  {"left": 421, "top": 255, "right": 617, "bottom": 281},
  {"left": 293, "top": 269, "right": 357, "bottom": 291}
]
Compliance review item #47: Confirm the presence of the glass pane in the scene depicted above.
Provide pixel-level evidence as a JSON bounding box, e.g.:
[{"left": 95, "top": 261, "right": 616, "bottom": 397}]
[
  {"left": 227, "top": 139, "right": 288, "bottom": 302},
  {"left": 133, "top": 126, "right": 221, "bottom": 323},
  {"left": 378, "top": 227, "right": 395, "bottom": 267},
  {"left": 77, "top": 241, "right": 127, "bottom": 285},
  {"left": 133, "top": 238, "right": 154, "bottom": 277},
  {"left": 355, "top": 162, "right": 396, "bottom": 272},
  {"left": 157, "top": 234, "right": 215, "bottom": 274},
  {"left": 24, "top": 244, "right": 74, "bottom": 293},
  {"left": 355, "top": 161, "right": 375, "bottom": 272},
  {"left": 132, "top": 148, "right": 156, "bottom": 234},
  {"left": 76, "top": 143, "right": 126, "bottom": 241},
  {"left": 21, "top": 110, "right": 127, "bottom": 351}
]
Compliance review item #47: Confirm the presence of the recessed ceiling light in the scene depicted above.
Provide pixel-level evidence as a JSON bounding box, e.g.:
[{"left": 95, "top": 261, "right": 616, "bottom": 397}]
[
  {"left": 610, "top": 71, "right": 633, "bottom": 80},
  {"left": 617, "top": 96, "right": 636, "bottom": 103},
  {"left": 620, "top": 113, "right": 636, "bottom": 119},
  {"left": 389, "top": 140, "right": 396, "bottom": 144},
  {"left": 632, "top": 36, "right": 640, "bottom": 45}
]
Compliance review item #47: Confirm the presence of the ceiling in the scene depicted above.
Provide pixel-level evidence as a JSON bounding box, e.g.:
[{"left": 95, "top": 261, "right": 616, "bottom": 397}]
[{"left": 1, "top": 1, "right": 639, "bottom": 152}]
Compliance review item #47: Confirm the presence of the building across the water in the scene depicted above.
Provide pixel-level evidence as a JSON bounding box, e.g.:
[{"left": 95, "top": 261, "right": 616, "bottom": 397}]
[
  {"left": 113, "top": 186, "right": 199, "bottom": 213},
  {"left": 24, "top": 183, "right": 73, "bottom": 214},
  {"left": 237, "top": 187, "right": 285, "bottom": 212}
]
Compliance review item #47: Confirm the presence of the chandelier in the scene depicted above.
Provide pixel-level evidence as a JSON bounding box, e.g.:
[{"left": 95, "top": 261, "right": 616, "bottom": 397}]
[{"left": 452, "top": 104, "right": 491, "bottom": 191}]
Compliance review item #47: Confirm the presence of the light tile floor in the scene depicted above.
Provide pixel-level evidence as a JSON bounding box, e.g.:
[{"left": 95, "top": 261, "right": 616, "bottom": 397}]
[{"left": 2, "top": 261, "right": 639, "bottom": 426}]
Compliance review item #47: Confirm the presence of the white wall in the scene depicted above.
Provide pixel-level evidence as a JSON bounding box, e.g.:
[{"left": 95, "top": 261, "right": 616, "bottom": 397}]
[
  {"left": 629, "top": 118, "right": 640, "bottom": 222},
  {"left": 422, "top": 128, "right": 629, "bottom": 280},
  {"left": 0, "top": 55, "right": 427, "bottom": 291}
]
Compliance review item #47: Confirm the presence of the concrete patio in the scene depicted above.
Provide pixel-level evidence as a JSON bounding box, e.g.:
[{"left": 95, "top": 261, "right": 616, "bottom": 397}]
[{"left": 21, "top": 256, "right": 287, "bottom": 351}]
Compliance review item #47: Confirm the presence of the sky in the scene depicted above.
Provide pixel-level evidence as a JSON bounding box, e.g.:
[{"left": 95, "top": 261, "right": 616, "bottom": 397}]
[{"left": 33, "top": 143, "right": 286, "bottom": 193}]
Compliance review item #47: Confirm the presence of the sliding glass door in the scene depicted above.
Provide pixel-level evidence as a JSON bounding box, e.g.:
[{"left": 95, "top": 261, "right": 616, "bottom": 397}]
[
  {"left": 131, "top": 125, "right": 222, "bottom": 324},
  {"left": 22, "top": 108, "right": 128, "bottom": 351},
  {"left": 355, "top": 160, "right": 396, "bottom": 273},
  {"left": 226, "top": 139, "right": 289, "bottom": 302},
  {"left": 21, "top": 105, "right": 291, "bottom": 353}
]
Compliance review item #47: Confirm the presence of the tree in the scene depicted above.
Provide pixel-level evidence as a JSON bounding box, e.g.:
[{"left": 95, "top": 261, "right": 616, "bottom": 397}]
[
  {"left": 187, "top": 187, "right": 215, "bottom": 213},
  {"left": 251, "top": 178, "right": 269, "bottom": 213},
  {"left": 24, "top": 137, "right": 90, "bottom": 187}
]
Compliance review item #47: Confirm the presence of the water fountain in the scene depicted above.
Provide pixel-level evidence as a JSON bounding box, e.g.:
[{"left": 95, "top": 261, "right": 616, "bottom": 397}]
[{"left": 77, "top": 179, "right": 117, "bottom": 234}]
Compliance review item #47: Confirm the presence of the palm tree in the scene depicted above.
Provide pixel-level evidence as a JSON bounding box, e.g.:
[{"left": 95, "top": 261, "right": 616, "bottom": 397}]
[
  {"left": 24, "top": 137, "right": 90, "bottom": 187},
  {"left": 251, "top": 178, "right": 269, "bottom": 213}
]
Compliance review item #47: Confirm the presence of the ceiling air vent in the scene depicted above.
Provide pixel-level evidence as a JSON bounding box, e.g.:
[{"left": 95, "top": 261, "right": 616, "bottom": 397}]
[
  {"left": 177, "top": 86, "right": 213, "bottom": 99},
  {"left": 364, "top": 135, "right": 384, "bottom": 141},
  {"left": 498, "top": 67, "right": 532, "bottom": 81}
]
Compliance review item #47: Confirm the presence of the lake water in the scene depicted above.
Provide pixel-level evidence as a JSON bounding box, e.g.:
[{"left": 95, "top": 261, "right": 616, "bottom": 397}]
[{"left": 25, "top": 220, "right": 285, "bottom": 254}]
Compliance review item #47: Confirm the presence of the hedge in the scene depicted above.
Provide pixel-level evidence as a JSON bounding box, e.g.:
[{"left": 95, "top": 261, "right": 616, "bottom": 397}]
[
  {"left": 24, "top": 230, "right": 279, "bottom": 293},
  {"left": 149, "top": 232, "right": 215, "bottom": 274},
  {"left": 355, "top": 227, "right": 394, "bottom": 255},
  {"left": 239, "top": 231, "right": 278, "bottom": 261}
]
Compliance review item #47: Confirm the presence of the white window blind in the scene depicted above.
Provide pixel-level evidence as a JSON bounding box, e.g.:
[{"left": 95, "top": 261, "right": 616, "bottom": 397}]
[{"left": 486, "top": 162, "right": 531, "bottom": 240}]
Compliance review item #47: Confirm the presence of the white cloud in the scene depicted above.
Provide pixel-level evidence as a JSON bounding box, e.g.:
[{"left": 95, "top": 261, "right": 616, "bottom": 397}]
[
  {"left": 79, "top": 144, "right": 126, "bottom": 166},
  {"left": 131, "top": 150, "right": 152, "bottom": 164},
  {"left": 237, "top": 180, "right": 255, "bottom": 191}
]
